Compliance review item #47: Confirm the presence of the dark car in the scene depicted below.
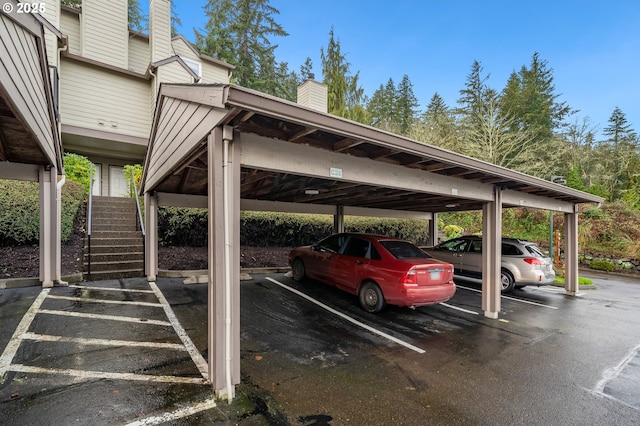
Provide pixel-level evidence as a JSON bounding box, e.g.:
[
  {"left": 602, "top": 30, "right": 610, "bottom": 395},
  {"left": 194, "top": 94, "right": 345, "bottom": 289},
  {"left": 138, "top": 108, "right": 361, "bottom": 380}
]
[
  {"left": 288, "top": 233, "right": 456, "bottom": 313},
  {"left": 422, "top": 236, "right": 555, "bottom": 292}
]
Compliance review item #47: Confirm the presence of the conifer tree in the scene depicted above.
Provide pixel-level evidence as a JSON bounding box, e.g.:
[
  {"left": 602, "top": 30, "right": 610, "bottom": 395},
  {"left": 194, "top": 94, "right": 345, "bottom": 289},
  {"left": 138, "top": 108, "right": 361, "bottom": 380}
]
[
  {"left": 195, "top": 0, "right": 288, "bottom": 92},
  {"left": 320, "top": 28, "right": 367, "bottom": 123}
]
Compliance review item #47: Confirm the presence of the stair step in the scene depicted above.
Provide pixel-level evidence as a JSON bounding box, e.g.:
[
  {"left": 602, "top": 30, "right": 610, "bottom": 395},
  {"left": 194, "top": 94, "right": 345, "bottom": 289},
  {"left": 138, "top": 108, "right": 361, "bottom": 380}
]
[
  {"left": 84, "top": 259, "right": 144, "bottom": 272},
  {"left": 84, "top": 269, "right": 145, "bottom": 281},
  {"left": 83, "top": 196, "right": 146, "bottom": 281},
  {"left": 87, "top": 230, "right": 143, "bottom": 238},
  {"left": 84, "top": 252, "right": 144, "bottom": 263}
]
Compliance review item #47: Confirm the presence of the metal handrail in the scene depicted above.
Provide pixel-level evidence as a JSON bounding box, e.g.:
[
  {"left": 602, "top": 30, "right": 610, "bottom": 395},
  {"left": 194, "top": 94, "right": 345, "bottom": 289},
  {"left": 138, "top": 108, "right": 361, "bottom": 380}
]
[
  {"left": 87, "top": 165, "right": 94, "bottom": 280},
  {"left": 131, "top": 169, "right": 145, "bottom": 236},
  {"left": 131, "top": 170, "right": 146, "bottom": 276}
]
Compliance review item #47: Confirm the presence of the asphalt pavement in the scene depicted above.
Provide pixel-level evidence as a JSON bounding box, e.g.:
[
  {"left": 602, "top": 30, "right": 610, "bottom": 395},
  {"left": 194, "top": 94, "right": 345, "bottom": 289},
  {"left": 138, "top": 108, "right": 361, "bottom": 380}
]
[{"left": 1, "top": 271, "right": 640, "bottom": 425}]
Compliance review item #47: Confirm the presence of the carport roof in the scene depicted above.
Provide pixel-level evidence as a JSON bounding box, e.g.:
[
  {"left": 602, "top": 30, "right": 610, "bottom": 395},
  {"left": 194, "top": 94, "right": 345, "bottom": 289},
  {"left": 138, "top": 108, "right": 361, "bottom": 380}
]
[{"left": 142, "top": 83, "right": 603, "bottom": 213}]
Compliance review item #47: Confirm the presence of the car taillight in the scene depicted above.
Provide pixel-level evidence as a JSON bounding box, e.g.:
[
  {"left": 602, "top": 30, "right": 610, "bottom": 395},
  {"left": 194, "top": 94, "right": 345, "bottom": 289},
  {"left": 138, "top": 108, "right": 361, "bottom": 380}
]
[
  {"left": 401, "top": 268, "right": 418, "bottom": 286},
  {"left": 523, "top": 258, "right": 544, "bottom": 265}
]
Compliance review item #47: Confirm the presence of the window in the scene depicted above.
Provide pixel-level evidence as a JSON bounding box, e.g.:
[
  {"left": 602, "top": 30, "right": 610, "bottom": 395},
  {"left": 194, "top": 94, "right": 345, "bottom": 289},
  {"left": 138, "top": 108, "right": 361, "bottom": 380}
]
[
  {"left": 343, "top": 238, "right": 371, "bottom": 259},
  {"left": 440, "top": 239, "right": 469, "bottom": 253},
  {"left": 181, "top": 57, "right": 201, "bottom": 77},
  {"left": 380, "top": 241, "right": 430, "bottom": 259}
]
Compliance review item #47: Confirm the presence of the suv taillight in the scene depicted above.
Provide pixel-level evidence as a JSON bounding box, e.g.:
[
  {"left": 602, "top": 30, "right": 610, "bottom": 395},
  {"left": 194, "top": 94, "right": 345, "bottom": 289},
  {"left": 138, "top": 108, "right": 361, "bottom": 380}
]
[{"left": 523, "top": 258, "right": 544, "bottom": 265}]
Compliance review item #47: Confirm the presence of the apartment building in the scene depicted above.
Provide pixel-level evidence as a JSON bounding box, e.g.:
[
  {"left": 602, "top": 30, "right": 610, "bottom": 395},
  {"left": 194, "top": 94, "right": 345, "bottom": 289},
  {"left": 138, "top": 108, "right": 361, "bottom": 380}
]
[{"left": 40, "top": 0, "right": 234, "bottom": 196}]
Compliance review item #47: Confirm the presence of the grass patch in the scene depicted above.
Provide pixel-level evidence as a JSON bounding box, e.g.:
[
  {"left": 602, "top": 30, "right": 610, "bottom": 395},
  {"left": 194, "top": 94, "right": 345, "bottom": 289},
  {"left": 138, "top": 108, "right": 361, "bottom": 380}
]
[{"left": 554, "top": 276, "right": 593, "bottom": 286}]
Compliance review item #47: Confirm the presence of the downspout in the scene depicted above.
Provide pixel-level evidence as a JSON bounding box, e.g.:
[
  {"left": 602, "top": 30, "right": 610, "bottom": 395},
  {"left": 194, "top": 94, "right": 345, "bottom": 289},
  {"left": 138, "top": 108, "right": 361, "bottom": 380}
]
[
  {"left": 55, "top": 174, "right": 66, "bottom": 284},
  {"left": 222, "top": 134, "right": 233, "bottom": 402},
  {"left": 54, "top": 43, "right": 66, "bottom": 285}
]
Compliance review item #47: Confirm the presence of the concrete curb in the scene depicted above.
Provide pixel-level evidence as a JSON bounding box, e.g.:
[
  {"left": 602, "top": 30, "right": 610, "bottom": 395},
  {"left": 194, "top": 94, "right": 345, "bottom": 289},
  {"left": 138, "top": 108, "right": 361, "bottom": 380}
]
[{"left": 0, "top": 273, "right": 83, "bottom": 289}]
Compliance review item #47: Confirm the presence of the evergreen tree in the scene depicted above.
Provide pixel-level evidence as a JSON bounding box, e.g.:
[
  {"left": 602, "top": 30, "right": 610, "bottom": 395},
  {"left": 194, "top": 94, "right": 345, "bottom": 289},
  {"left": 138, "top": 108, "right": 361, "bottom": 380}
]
[
  {"left": 320, "top": 28, "right": 367, "bottom": 123},
  {"left": 195, "top": 0, "right": 288, "bottom": 92},
  {"left": 411, "top": 93, "right": 458, "bottom": 151},
  {"left": 597, "top": 107, "right": 640, "bottom": 201},
  {"left": 396, "top": 75, "right": 419, "bottom": 135},
  {"left": 367, "top": 78, "right": 397, "bottom": 129},
  {"left": 457, "top": 60, "right": 492, "bottom": 130},
  {"left": 499, "top": 52, "right": 574, "bottom": 142}
]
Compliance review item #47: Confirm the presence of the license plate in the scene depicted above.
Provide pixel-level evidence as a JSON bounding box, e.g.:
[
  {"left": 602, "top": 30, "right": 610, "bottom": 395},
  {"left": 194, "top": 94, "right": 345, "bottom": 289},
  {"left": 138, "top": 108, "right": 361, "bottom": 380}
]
[{"left": 429, "top": 271, "right": 441, "bottom": 281}]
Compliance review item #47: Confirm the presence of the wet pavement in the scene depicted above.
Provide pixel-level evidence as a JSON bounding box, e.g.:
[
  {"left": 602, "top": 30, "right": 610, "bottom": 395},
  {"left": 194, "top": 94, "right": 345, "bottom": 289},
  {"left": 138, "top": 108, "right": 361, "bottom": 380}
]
[{"left": 1, "top": 271, "right": 640, "bottom": 425}]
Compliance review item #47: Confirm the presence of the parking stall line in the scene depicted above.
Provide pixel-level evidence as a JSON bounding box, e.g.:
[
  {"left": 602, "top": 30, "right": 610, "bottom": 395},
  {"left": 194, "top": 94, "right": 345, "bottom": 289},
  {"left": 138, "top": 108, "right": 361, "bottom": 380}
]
[
  {"left": 456, "top": 284, "right": 558, "bottom": 309},
  {"left": 148, "top": 281, "right": 209, "bottom": 380},
  {"left": 68, "top": 284, "right": 155, "bottom": 294},
  {"left": 124, "top": 397, "right": 218, "bottom": 426},
  {"left": 21, "top": 332, "right": 187, "bottom": 350},
  {"left": 47, "top": 294, "right": 163, "bottom": 307},
  {"left": 7, "top": 364, "right": 206, "bottom": 384},
  {"left": 266, "top": 277, "right": 426, "bottom": 354},
  {"left": 36, "top": 309, "right": 173, "bottom": 326},
  {"left": 0, "top": 288, "right": 50, "bottom": 383},
  {"left": 439, "top": 302, "right": 479, "bottom": 315}
]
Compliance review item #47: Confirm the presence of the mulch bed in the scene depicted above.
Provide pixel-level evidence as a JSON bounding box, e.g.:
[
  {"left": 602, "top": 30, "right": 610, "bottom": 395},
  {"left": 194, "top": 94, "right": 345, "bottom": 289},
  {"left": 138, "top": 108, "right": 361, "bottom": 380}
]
[{"left": 1, "top": 241, "right": 291, "bottom": 279}]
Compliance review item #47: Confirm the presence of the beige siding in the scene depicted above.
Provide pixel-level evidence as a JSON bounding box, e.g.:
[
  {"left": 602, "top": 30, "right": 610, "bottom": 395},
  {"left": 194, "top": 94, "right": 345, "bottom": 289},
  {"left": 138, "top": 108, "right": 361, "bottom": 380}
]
[
  {"left": 81, "top": 0, "right": 128, "bottom": 69},
  {"left": 149, "top": 0, "right": 172, "bottom": 61},
  {"left": 156, "top": 61, "right": 196, "bottom": 84},
  {"left": 128, "top": 36, "right": 150, "bottom": 74},
  {"left": 201, "top": 62, "right": 230, "bottom": 84},
  {"left": 171, "top": 38, "right": 199, "bottom": 61},
  {"left": 60, "top": 60, "right": 151, "bottom": 139},
  {"left": 60, "top": 10, "right": 81, "bottom": 55},
  {"left": 42, "top": 0, "right": 60, "bottom": 66},
  {"left": 0, "top": 14, "right": 55, "bottom": 162},
  {"left": 171, "top": 38, "right": 229, "bottom": 84}
]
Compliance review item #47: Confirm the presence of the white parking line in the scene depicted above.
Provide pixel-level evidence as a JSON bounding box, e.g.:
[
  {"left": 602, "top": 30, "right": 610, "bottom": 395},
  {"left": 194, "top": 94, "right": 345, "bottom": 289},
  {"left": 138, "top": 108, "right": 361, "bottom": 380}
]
[
  {"left": 69, "top": 284, "right": 155, "bottom": 294},
  {"left": 21, "top": 332, "right": 186, "bottom": 350},
  {"left": 47, "top": 294, "right": 163, "bottom": 307},
  {"left": 124, "top": 398, "right": 218, "bottom": 426},
  {"left": 0, "top": 288, "right": 50, "bottom": 383},
  {"left": 439, "top": 302, "right": 479, "bottom": 315},
  {"left": 2, "top": 281, "right": 209, "bottom": 388},
  {"left": 37, "top": 309, "right": 172, "bottom": 326},
  {"left": 8, "top": 364, "right": 206, "bottom": 384},
  {"left": 148, "top": 281, "right": 209, "bottom": 380},
  {"left": 456, "top": 285, "right": 558, "bottom": 309},
  {"left": 266, "top": 277, "right": 426, "bottom": 354}
]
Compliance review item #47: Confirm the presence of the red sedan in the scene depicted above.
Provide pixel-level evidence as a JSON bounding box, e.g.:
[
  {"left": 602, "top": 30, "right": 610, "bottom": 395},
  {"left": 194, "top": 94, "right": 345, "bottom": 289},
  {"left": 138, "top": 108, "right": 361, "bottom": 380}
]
[{"left": 288, "top": 233, "right": 456, "bottom": 313}]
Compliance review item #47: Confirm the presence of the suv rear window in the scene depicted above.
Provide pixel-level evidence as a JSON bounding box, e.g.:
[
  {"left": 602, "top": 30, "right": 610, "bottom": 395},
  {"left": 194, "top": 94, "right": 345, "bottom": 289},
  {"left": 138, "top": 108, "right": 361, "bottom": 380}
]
[{"left": 524, "top": 244, "right": 545, "bottom": 257}]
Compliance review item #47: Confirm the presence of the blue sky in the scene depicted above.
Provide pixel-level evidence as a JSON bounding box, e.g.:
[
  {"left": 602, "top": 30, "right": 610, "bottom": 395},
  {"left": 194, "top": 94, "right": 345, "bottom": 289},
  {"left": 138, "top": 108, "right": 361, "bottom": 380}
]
[{"left": 167, "top": 0, "right": 639, "bottom": 139}]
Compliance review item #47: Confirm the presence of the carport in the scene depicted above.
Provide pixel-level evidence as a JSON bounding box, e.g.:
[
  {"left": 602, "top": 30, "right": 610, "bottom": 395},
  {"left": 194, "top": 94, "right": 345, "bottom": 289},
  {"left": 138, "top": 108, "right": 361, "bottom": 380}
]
[
  {"left": 0, "top": 5, "right": 65, "bottom": 287},
  {"left": 140, "top": 81, "right": 603, "bottom": 399}
]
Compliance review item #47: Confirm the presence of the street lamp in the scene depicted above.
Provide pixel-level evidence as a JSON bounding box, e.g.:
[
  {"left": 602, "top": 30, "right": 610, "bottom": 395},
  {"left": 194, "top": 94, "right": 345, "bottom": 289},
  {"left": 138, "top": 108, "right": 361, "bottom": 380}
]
[{"left": 549, "top": 175, "right": 566, "bottom": 257}]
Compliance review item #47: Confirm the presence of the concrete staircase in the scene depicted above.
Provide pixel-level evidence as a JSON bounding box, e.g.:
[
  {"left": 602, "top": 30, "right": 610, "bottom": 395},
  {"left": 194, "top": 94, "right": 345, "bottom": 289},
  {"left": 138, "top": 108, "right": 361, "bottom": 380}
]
[{"left": 84, "top": 196, "right": 144, "bottom": 280}]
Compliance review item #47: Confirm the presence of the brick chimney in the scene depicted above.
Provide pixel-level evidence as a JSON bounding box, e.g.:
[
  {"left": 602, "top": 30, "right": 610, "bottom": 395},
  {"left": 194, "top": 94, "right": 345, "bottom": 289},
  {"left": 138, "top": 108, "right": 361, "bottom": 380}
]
[
  {"left": 149, "top": 0, "right": 172, "bottom": 62},
  {"left": 297, "top": 74, "right": 328, "bottom": 113}
]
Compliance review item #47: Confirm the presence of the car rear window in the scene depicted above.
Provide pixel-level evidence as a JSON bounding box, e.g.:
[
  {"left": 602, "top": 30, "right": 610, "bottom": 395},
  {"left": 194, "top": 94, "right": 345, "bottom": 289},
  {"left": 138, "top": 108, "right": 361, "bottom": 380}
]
[
  {"left": 380, "top": 241, "right": 431, "bottom": 259},
  {"left": 524, "top": 244, "right": 546, "bottom": 257}
]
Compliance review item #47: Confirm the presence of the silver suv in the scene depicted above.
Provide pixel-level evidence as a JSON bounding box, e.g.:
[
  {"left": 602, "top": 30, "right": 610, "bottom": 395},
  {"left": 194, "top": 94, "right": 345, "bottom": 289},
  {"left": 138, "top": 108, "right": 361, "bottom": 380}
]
[{"left": 422, "top": 236, "right": 555, "bottom": 292}]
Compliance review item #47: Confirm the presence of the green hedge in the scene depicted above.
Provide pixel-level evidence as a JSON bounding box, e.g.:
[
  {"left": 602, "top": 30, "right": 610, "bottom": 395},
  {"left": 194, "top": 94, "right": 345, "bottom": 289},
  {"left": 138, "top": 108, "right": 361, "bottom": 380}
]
[
  {"left": 158, "top": 208, "right": 432, "bottom": 247},
  {"left": 0, "top": 179, "right": 85, "bottom": 246}
]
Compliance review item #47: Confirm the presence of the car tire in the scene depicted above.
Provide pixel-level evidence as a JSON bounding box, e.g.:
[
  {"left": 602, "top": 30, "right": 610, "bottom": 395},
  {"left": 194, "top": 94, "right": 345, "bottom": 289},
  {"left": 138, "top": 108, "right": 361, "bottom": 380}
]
[
  {"left": 292, "top": 258, "right": 306, "bottom": 281},
  {"left": 358, "top": 281, "right": 385, "bottom": 313},
  {"left": 500, "top": 269, "right": 515, "bottom": 293}
]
